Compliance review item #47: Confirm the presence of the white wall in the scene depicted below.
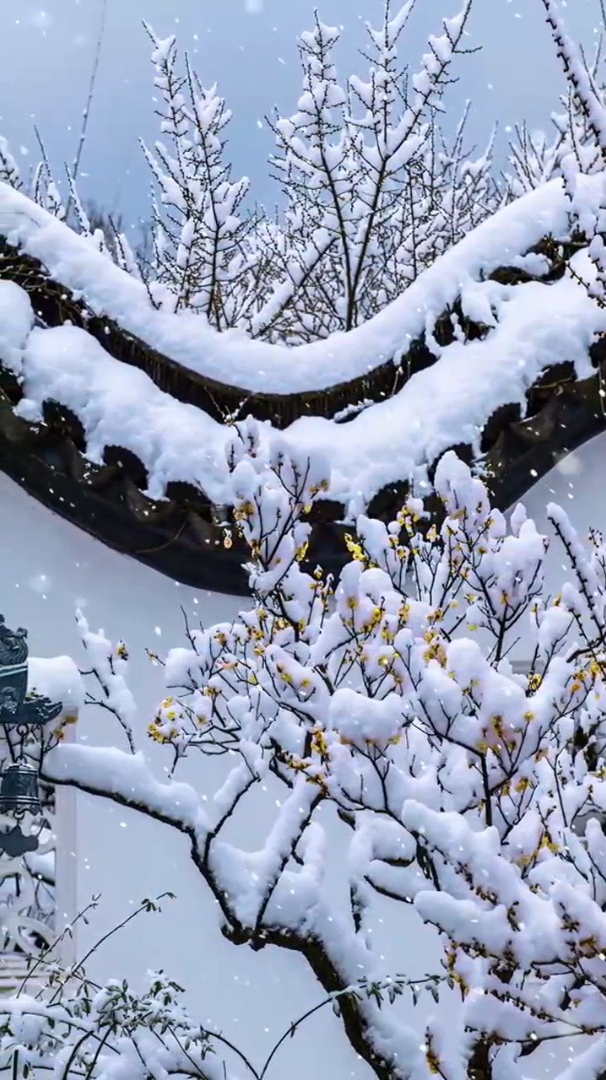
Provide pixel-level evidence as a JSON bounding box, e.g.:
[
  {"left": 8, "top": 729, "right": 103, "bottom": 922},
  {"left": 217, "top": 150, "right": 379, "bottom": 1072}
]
[{"left": 511, "top": 433, "right": 606, "bottom": 596}]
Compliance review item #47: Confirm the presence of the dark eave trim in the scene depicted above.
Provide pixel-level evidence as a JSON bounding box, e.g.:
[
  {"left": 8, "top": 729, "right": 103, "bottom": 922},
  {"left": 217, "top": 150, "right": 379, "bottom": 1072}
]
[{"left": 0, "top": 351, "right": 604, "bottom": 597}]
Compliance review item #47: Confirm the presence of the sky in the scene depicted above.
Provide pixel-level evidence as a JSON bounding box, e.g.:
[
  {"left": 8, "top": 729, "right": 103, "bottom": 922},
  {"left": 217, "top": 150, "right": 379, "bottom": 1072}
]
[{"left": 0, "top": 0, "right": 603, "bottom": 228}]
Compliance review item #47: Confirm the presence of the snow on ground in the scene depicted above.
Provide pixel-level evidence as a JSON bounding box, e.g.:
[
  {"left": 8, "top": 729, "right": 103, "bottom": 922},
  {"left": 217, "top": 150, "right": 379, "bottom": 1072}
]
[{"left": 0, "top": 176, "right": 592, "bottom": 394}]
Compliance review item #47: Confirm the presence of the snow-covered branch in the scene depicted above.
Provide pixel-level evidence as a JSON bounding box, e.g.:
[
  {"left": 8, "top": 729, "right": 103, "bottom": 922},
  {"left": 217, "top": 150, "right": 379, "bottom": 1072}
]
[
  {"left": 541, "top": 0, "right": 606, "bottom": 304},
  {"left": 0, "top": 2, "right": 499, "bottom": 346},
  {"left": 141, "top": 23, "right": 255, "bottom": 325},
  {"left": 262, "top": 2, "right": 491, "bottom": 339},
  {"left": 32, "top": 415, "right": 606, "bottom": 1076},
  {"left": 0, "top": 898, "right": 229, "bottom": 1080}
]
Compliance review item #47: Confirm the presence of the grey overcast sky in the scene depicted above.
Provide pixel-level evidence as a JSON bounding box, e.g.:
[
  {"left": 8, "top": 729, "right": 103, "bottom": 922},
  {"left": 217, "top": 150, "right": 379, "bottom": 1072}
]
[{"left": 0, "top": 0, "right": 601, "bottom": 227}]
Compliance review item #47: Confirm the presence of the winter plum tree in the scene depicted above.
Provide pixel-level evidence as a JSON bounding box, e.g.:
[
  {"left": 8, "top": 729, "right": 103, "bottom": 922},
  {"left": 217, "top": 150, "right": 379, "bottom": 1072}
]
[
  {"left": 3, "top": 419, "right": 605, "bottom": 1078},
  {"left": 3, "top": 4, "right": 606, "bottom": 1078}
]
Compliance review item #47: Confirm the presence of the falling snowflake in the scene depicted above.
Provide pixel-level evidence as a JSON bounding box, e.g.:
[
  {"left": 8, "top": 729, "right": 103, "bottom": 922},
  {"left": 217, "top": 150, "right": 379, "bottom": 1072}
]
[{"left": 29, "top": 10, "right": 52, "bottom": 31}]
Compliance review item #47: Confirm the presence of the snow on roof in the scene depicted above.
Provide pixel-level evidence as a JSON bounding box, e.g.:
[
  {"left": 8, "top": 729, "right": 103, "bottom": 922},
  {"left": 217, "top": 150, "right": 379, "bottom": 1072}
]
[
  {"left": 0, "top": 222, "right": 603, "bottom": 517},
  {"left": 289, "top": 259, "right": 603, "bottom": 514},
  {"left": 0, "top": 176, "right": 588, "bottom": 396}
]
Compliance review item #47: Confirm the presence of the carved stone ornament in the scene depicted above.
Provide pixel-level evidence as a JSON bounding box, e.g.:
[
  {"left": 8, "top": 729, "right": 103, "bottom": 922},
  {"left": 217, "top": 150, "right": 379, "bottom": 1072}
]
[
  {"left": 0, "top": 824, "right": 39, "bottom": 858},
  {"left": 0, "top": 616, "right": 62, "bottom": 728}
]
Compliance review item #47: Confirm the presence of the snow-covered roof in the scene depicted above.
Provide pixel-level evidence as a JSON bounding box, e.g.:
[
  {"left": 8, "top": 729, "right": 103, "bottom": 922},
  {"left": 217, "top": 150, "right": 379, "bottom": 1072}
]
[
  {"left": 0, "top": 178, "right": 588, "bottom": 395},
  {"left": 0, "top": 177, "right": 604, "bottom": 593}
]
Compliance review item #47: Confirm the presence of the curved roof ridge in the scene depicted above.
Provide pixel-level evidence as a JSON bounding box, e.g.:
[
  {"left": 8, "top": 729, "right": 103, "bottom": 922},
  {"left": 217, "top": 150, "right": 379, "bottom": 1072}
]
[
  {"left": 0, "top": 178, "right": 579, "bottom": 396},
  {"left": 0, "top": 249, "right": 603, "bottom": 517},
  {"left": 1, "top": 179, "right": 604, "bottom": 594}
]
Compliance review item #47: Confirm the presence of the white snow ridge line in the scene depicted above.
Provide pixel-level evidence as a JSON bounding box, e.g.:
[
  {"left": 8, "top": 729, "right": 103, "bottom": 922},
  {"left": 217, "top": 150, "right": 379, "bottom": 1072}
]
[
  {"left": 0, "top": 176, "right": 604, "bottom": 514},
  {"left": 0, "top": 176, "right": 592, "bottom": 393},
  {"left": 0, "top": 264, "right": 603, "bottom": 518}
]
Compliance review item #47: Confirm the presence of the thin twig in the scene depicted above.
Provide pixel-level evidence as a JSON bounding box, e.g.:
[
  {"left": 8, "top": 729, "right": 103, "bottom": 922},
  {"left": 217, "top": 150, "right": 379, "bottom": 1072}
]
[{"left": 65, "top": 0, "right": 108, "bottom": 222}]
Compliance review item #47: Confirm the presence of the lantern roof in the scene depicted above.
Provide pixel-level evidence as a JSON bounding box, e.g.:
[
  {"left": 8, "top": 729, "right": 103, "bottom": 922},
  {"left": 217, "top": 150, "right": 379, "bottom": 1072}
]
[{"left": 0, "top": 178, "right": 604, "bottom": 595}]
